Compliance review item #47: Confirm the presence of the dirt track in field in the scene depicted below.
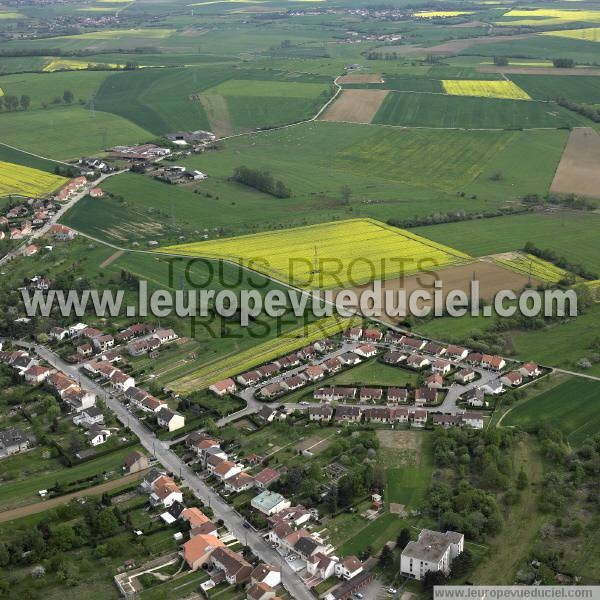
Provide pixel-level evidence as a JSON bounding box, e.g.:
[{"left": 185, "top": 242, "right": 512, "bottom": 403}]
[
  {"left": 551, "top": 127, "right": 600, "bottom": 199},
  {"left": 199, "top": 93, "right": 234, "bottom": 137},
  {"left": 479, "top": 65, "right": 600, "bottom": 76},
  {"left": 320, "top": 89, "right": 389, "bottom": 123},
  {"left": 100, "top": 249, "right": 124, "bottom": 269},
  {"left": 338, "top": 73, "right": 384, "bottom": 84},
  {"left": 340, "top": 261, "right": 538, "bottom": 324},
  {"left": 0, "top": 469, "right": 148, "bottom": 523}
]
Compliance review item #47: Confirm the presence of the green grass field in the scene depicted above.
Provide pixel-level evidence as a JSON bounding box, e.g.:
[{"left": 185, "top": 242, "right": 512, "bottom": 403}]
[
  {"left": 372, "top": 91, "right": 588, "bottom": 129},
  {"left": 414, "top": 213, "right": 600, "bottom": 274},
  {"left": 0, "top": 106, "right": 152, "bottom": 160},
  {"left": 332, "top": 360, "right": 418, "bottom": 387},
  {"left": 339, "top": 512, "right": 409, "bottom": 556},
  {"left": 503, "top": 377, "right": 600, "bottom": 445},
  {"left": 0, "top": 143, "right": 66, "bottom": 173},
  {"left": 509, "top": 74, "right": 600, "bottom": 104}
]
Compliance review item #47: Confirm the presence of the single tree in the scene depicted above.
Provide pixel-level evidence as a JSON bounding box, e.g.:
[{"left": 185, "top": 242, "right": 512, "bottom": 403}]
[
  {"left": 20, "top": 94, "right": 31, "bottom": 110},
  {"left": 63, "top": 90, "right": 74, "bottom": 104}
]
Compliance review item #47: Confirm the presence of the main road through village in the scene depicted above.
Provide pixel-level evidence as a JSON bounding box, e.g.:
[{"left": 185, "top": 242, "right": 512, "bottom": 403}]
[{"left": 32, "top": 343, "right": 315, "bottom": 600}]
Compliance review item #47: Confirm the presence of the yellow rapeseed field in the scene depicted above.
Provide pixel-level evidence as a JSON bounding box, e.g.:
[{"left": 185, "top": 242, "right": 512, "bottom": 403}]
[
  {"left": 542, "top": 27, "right": 600, "bottom": 42},
  {"left": 159, "top": 218, "right": 471, "bottom": 288},
  {"left": 497, "top": 8, "right": 600, "bottom": 25},
  {"left": 493, "top": 252, "right": 574, "bottom": 284},
  {"left": 414, "top": 10, "right": 473, "bottom": 17},
  {"left": 43, "top": 58, "right": 124, "bottom": 72},
  {"left": 0, "top": 161, "right": 66, "bottom": 197},
  {"left": 442, "top": 80, "right": 532, "bottom": 101},
  {"left": 169, "top": 315, "right": 362, "bottom": 392}
]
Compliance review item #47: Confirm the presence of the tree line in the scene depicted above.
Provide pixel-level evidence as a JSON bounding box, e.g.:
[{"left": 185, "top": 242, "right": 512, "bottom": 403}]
[
  {"left": 524, "top": 241, "right": 598, "bottom": 280},
  {"left": 231, "top": 166, "right": 291, "bottom": 198}
]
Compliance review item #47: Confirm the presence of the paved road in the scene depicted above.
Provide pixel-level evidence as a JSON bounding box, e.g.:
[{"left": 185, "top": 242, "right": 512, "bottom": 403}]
[
  {"left": 32, "top": 344, "right": 314, "bottom": 600},
  {"left": 229, "top": 338, "right": 499, "bottom": 418}
]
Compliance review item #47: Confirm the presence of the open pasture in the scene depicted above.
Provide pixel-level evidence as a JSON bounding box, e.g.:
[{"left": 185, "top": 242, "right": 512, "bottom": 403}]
[
  {"left": 503, "top": 377, "right": 600, "bottom": 445},
  {"left": 551, "top": 127, "right": 600, "bottom": 199},
  {"left": 159, "top": 218, "right": 471, "bottom": 288},
  {"left": 0, "top": 160, "right": 66, "bottom": 197},
  {"left": 321, "top": 89, "right": 389, "bottom": 123},
  {"left": 413, "top": 212, "right": 600, "bottom": 275},
  {"left": 372, "top": 91, "right": 583, "bottom": 129},
  {"left": 507, "top": 74, "right": 600, "bottom": 104},
  {"left": 441, "top": 79, "right": 531, "bottom": 100}
]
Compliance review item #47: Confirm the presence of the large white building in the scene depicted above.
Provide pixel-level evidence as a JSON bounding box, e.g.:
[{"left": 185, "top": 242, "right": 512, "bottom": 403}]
[{"left": 400, "top": 529, "right": 464, "bottom": 580}]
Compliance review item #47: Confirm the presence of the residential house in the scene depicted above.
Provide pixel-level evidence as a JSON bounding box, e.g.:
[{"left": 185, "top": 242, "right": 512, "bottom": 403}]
[
  {"left": 362, "top": 328, "right": 383, "bottom": 342},
  {"left": 455, "top": 368, "right": 476, "bottom": 384},
  {"left": 314, "top": 386, "right": 356, "bottom": 402},
  {"left": 157, "top": 408, "right": 185, "bottom": 432},
  {"left": 354, "top": 344, "right": 377, "bottom": 358},
  {"left": 411, "top": 409, "right": 428, "bottom": 428},
  {"left": 335, "top": 405, "right": 362, "bottom": 423},
  {"left": 123, "top": 450, "right": 149, "bottom": 474},
  {"left": 481, "top": 354, "right": 506, "bottom": 371},
  {"left": 209, "top": 378, "right": 237, "bottom": 396},
  {"left": 323, "top": 357, "right": 342, "bottom": 374},
  {"left": 359, "top": 387, "right": 383, "bottom": 403},
  {"left": 87, "top": 424, "right": 111, "bottom": 446},
  {"left": 23, "top": 365, "right": 52, "bottom": 384},
  {"left": 154, "top": 328, "right": 178, "bottom": 345},
  {"left": 294, "top": 535, "right": 326, "bottom": 562},
  {"left": 432, "top": 414, "right": 462, "bottom": 429},
  {"left": 224, "top": 471, "right": 255, "bottom": 493},
  {"left": 250, "top": 564, "right": 281, "bottom": 588},
  {"left": 520, "top": 362, "right": 540, "bottom": 378},
  {"left": 140, "top": 468, "right": 164, "bottom": 493},
  {"left": 72, "top": 406, "right": 104, "bottom": 428},
  {"left": 210, "top": 547, "right": 253, "bottom": 585},
  {"left": 382, "top": 350, "right": 407, "bottom": 365},
  {"left": 406, "top": 354, "right": 430, "bottom": 370},
  {"left": 461, "top": 412, "right": 484, "bottom": 429},
  {"left": 183, "top": 534, "right": 225, "bottom": 571},
  {"left": 305, "top": 365, "right": 325, "bottom": 382},
  {"left": 463, "top": 388, "right": 485, "bottom": 408},
  {"left": 401, "top": 337, "right": 425, "bottom": 351},
  {"left": 92, "top": 334, "right": 114, "bottom": 352},
  {"left": 110, "top": 370, "right": 135, "bottom": 391},
  {"left": 335, "top": 556, "right": 363, "bottom": 580},
  {"left": 425, "top": 373, "right": 444, "bottom": 389},
  {"left": 431, "top": 359, "right": 451, "bottom": 375},
  {"left": 251, "top": 491, "right": 291, "bottom": 516},
  {"left": 141, "top": 395, "right": 166, "bottom": 413},
  {"left": 257, "top": 363, "right": 280, "bottom": 379},
  {"left": 254, "top": 468, "right": 280, "bottom": 490},
  {"left": 281, "top": 374, "right": 306, "bottom": 391},
  {"left": 389, "top": 407, "right": 410, "bottom": 424},
  {"left": 238, "top": 371, "right": 261, "bottom": 386},
  {"left": 0, "top": 427, "right": 32, "bottom": 455},
  {"left": 149, "top": 475, "right": 183, "bottom": 507},
  {"left": 364, "top": 407, "right": 390, "bottom": 423},
  {"left": 400, "top": 529, "right": 464, "bottom": 580},
  {"left": 125, "top": 386, "right": 149, "bottom": 408},
  {"left": 49, "top": 326, "right": 69, "bottom": 341},
  {"left": 308, "top": 405, "right": 333, "bottom": 422},
  {"left": 501, "top": 371, "right": 523, "bottom": 387},
  {"left": 343, "top": 326, "right": 362, "bottom": 341},
  {"left": 415, "top": 388, "right": 437, "bottom": 405},
  {"left": 307, "top": 553, "right": 338, "bottom": 581},
  {"left": 63, "top": 387, "right": 96, "bottom": 412},
  {"left": 424, "top": 341, "right": 447, "bottom": 356},
  {"left": 338, "top": 352, "right": 361, "bottom": 366},
  {"left": 212, "top": 460, "right": 242, "bottom": 481},
  {"left": 387, "top": 387, "right": 408, "bottom": 404},
  {"left": 481, "top": 380, "right": 504, "bottom": 395},
  {"left": 270, "top": 505, "right": 312, "bottom": 529},
  {"left": 259, "top": 383, "right": 284, "bottom": 400}
]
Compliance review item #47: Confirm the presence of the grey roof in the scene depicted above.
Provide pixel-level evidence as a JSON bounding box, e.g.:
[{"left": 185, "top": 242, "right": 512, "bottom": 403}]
[
  {"left": 0, "top": 427, "right": 29, "bottom": 448},
  {"left": 83, "top": 406, "right": 103, "bottom": 418},
  {"left": 294, "top": 536, "right": 321, "bottom": 558},
  {"left": 402, "top": 529, "right": 463, "bottom": 563}
]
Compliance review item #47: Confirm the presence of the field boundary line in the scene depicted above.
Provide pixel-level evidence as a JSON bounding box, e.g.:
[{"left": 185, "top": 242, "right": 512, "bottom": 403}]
[{"left": 0, "top": 141, "right": 72, "bottom": 167}]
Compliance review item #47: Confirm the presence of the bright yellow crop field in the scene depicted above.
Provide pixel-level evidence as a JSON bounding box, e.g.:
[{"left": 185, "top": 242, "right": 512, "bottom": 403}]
[
  {"left": 43, "top": 58, "right": 124, "bottom": 72},
  {"left": 168, "top": 315, "right": 362, "bottom": 392},
  {"left": 497, "top": 8, "right": 600, "bottom": 25},
  {"left": 442, "top": 80, "right": 531, "bottom": 100},
  {"left": 542, "top": 27, "right": 600, "bottom": 42},
  {"left": 414, "top": 10, "right": 473, "bottom": 17},
  {"left": 159, "top": 218, "right": 471, "bottom": 288},
  {"left": 493, "top": 252, "right": 575, "bottom": 284},
  {"left": 583, "top": 280, "right": 600, "bottom": 302},
  {"left": 0, "top": 161, "right": 66, "bottom": 197}
]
